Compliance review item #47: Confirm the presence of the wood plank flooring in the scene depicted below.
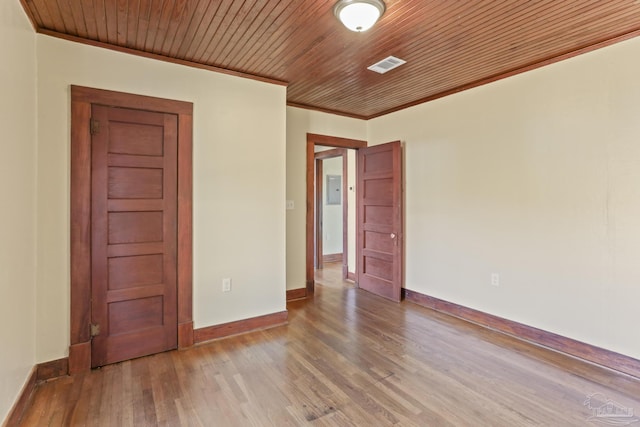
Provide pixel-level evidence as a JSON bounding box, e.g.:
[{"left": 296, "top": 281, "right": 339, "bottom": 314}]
[
  {"left": 313, "top": 262, "right": 355, "bottom": 290},
  {"left": 19, "top": 266, "right": 640, "bottom": 426}
]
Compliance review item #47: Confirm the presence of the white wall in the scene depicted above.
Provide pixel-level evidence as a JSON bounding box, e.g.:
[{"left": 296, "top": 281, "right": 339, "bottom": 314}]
[
  {"left": 368, "top": 36, "right": 640, "bottom": 360},
  {"left": 322, "top": 156, "right": 343, "bottom": 255},
  {"left": 286, "top": 107, "right": 366, "bottom": 290},
  {"left": 35, "top": 35, "right": 287, "bottom": 361},
  {"left": 0, "top": 1, "right": 37, "bottom": 422}
]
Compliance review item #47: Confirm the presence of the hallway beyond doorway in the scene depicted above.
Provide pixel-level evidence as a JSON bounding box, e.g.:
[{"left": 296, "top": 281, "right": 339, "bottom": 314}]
[{"left": 314, "top": 262, "right": 355, "bottom": 290}]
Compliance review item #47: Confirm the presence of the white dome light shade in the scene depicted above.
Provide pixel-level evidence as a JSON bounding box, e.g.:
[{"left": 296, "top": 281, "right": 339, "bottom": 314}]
[{"left": 334, "top": 0, "right": 386, "bottom": 32}]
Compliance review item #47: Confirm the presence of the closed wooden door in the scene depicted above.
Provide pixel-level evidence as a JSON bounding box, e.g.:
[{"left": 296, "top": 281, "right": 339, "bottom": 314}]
[
  {"left": 357, "top": 141, "right": 403, "bottom": 301},
  {"left": 91, "top": 105, "right": 178, "bottom": 367}
]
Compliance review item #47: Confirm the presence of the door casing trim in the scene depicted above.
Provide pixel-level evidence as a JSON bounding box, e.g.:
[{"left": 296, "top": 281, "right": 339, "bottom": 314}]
[{"left": 69, "top": 85, "right": 193, "bottom": 373}]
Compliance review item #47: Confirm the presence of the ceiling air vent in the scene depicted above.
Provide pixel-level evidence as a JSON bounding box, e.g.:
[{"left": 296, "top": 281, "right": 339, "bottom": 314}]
[{"left": 367, "top": 56, "right": 406, "bottom": 74}]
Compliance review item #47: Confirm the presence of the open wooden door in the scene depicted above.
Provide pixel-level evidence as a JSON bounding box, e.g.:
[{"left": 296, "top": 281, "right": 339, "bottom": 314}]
[{"left": 357, "top": 141, "right": 403, "bottom": 301}]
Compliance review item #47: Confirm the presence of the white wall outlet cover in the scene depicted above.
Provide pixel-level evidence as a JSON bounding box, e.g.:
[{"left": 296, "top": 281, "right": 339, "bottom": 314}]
[{"left": 491, "top": 273, "right": 500, "bottom": 287}]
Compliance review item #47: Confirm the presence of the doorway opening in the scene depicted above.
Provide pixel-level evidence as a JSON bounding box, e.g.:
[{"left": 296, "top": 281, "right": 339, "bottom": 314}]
[
  {"left": 306, "top": 133, "right": 404, "bottom": 301},
  {"left": 315, "top": 148, "right": 347, "bottom": 271},
  {"left": 306, "top": 134, "right": 367, "bottom": 295}
]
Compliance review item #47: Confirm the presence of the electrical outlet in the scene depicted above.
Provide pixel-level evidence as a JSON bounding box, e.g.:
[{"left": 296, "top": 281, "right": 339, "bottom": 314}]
[
  {"left": 222, "top": 278, "right": 232, "bottom": 292},
  {"left": 286, "top": 200, "right": 294, "bottom": 210},
  {"left": 491, "top": 273, "right": 500, "bottom": 287}
]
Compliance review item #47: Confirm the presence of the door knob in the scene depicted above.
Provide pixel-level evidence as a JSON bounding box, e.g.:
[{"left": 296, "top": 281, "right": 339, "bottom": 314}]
[{"left": 390, "top": 233, "right": 396, "bottom": 239}]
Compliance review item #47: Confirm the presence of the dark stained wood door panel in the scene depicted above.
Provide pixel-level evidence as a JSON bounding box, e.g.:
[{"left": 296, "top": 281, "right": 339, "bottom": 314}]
[
  {"left": 357, "top": 141, "right": 403, "bottom": 301},
  {"left": 91, "top": 105, "right": 178, "bottom": 367}
]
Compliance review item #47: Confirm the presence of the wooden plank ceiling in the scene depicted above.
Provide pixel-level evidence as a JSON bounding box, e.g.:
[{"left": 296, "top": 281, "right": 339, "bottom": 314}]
[{"left": 20, "top": 0, "right": 640, "bottom": 119}]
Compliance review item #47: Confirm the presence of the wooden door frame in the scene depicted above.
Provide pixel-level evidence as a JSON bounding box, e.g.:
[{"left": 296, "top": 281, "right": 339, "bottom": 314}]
[
  {"left": 306, "top": 133, "right": 367, "bottom": 294},
  {"left": 314, "top": 148, "right": 348, "bottom": 272},
  {"left": 315, "top": 157, "right": 324, "bottom": 270},
  {"left": 69, "top": 86, "right": 193, "bottom": 374}
]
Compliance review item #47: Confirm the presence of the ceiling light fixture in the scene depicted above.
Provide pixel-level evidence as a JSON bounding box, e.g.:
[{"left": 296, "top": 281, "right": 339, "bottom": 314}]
[{"left": 334, "top": 0, "right": 386, "bottom": 32}]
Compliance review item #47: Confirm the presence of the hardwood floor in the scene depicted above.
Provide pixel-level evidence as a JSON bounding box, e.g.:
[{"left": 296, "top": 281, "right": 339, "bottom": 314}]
[
  {"left": 19, "top": 279, "right": 640, "bottom": 426},
  {"left": 314, "top": 262, "right": 354, "bottom": 290}
]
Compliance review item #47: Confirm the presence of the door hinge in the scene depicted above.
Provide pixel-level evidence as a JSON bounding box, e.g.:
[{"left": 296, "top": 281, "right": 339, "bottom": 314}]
[
  {"left": 90, "top": 323, "right": 101, "bottom": 337},
  {"left": 90, "top": 118, "right": 100, "bottom": 135}
]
